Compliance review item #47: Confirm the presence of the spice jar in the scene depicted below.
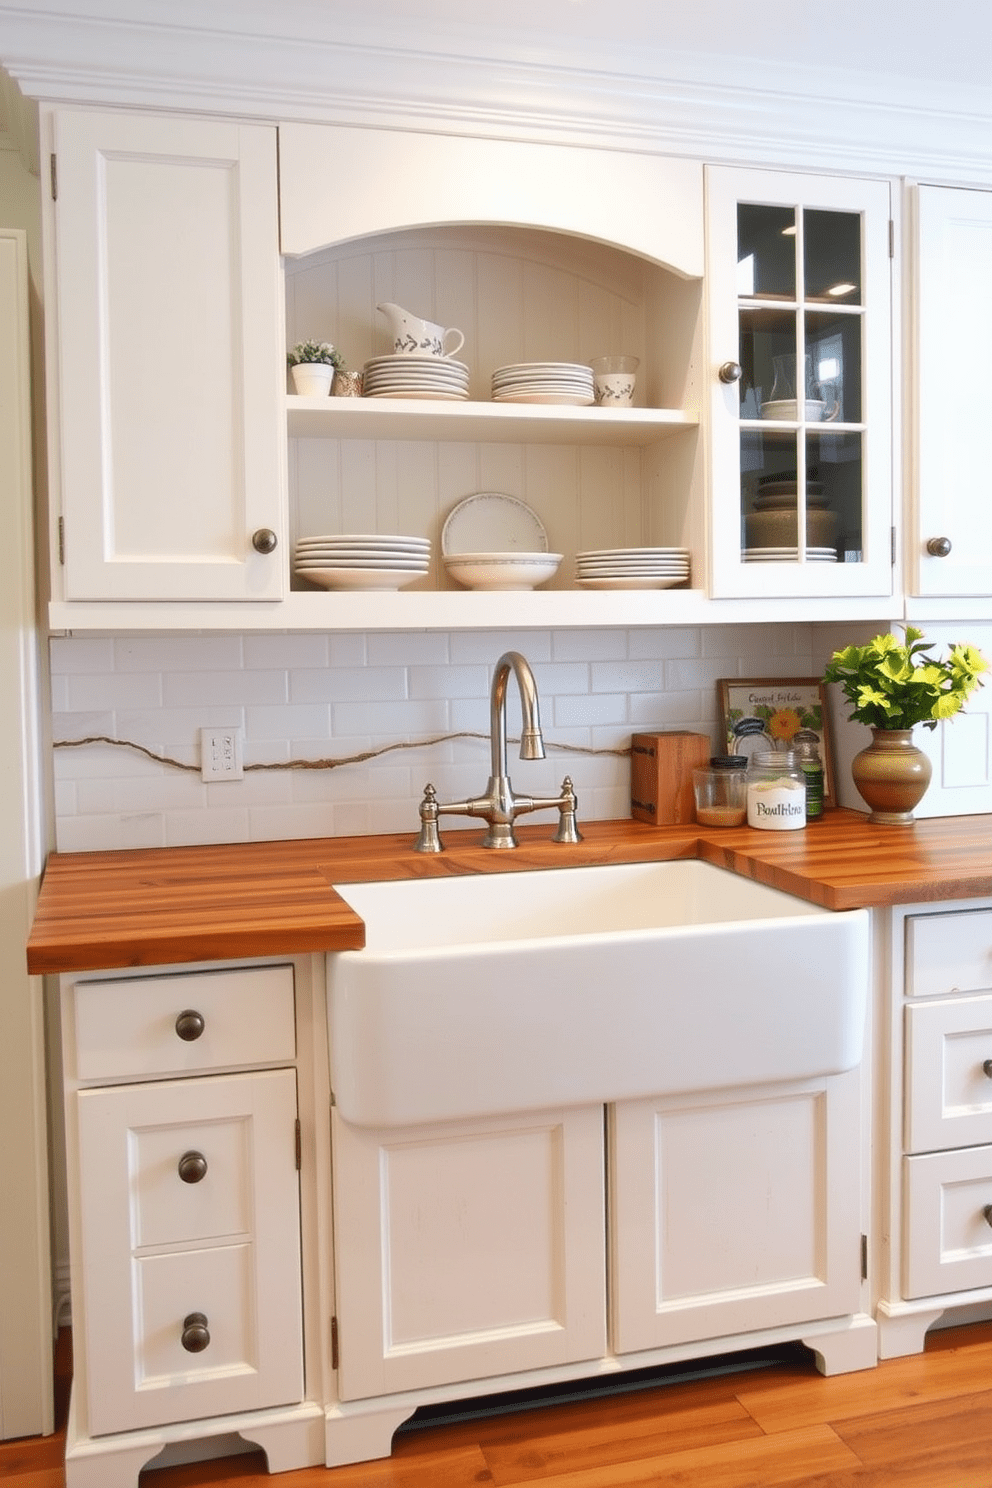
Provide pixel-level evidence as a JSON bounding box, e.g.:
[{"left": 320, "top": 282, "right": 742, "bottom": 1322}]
[
  {"left": 793, "top": 731, "right": 824, "bottom": 822},
  {"left": 692, "top": 756, "right": 748, "bottom": 827},
  {"left": 746, "top": 749, "right": 806, "bottom": 831}
]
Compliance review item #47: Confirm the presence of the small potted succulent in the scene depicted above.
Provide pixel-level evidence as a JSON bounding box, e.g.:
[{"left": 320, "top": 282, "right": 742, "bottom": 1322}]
[
  {"left": 823, "top": 626, "right": 987, "bottom": 823},
  {"left": 287, "top": 340, "right": 345, "bottom": 397}
]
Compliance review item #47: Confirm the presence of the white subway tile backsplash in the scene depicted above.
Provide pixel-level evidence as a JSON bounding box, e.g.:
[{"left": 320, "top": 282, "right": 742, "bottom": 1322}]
[
  {"left": 368, "top": 632, "right": 451, "bottom": 666},
  {"left": 67, "top": 672, "right": 163, "bottom": 711},
  {"left": 114, "top": 636, "right": 245, "bottom": 671},
  {"left": 553, "top": 693, "right": 628, "bottom": 728},
  {"left": 449, "top": 631, "right": 554, "bottom": 663},
  {"left": 163, "top": 669, "right": 287, "bottom": 707},
  {"left": 244, "top": 633, "right": 331, "bottom": 669},
  {"left": 289, "top": 665, "right": 407, "bottom": 704},
  {"left": 50, "top": 637, "right": 115, "bottom": 673},
  {"left": 552, "top": 629, "right": 627, "bottom": 661},
  {"left": 49, "top": 623, "right": 826, "bottom": 851},
  {"left": 409, "top": 664, "right": 489, "bottom": 699},
  {"left": 628, "top": 627, "right": 701, "bottom": 660},
  {"left": 245, "top": 704, "right": 332, "bottom": 741}
]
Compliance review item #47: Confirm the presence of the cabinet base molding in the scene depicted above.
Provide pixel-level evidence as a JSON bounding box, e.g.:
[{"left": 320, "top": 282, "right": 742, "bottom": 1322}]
[
  {"left": 321, "top": 1312, "right": 877, "bottom": 1469},
  {"left": 799, "top": 1315, "right": 879, "bottom": 1376},
  {"left": 64, "top": 1392, "right": 325, "bottom": 1488},
  {"left": 876, "top": 1294, "right": 992, "bottom": 1360}
]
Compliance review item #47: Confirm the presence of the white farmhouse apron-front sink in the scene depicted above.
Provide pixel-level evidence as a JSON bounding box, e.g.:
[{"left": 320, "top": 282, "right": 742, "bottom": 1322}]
[{"left": 328, "top": 860, "right": 869, "bottom": 1126}]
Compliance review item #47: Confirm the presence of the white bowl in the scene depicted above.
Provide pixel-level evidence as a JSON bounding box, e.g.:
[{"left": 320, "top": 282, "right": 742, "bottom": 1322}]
[
  {"left": 760, "top": 399, "right": 826, "bottom": 422},
  {"left": 443, "top": 552, "right": 562, "bottom": 591}
]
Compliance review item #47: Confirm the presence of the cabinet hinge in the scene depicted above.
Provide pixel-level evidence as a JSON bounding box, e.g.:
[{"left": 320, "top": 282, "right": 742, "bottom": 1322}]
[
  {"left": 50, "top": 153, "right": 57, "bottom": 201},
  {"left": 57, "top": 515, "right": 65, "bottom": 566},
  {"left": 861, "top": 1233, "right": 868, "bottom": 1280},
  {"left": 295, "top": 1118, "right": 301, "bottom": 1170},
  {"left": 888, "top": 219, "right": 894, "bottom": 258},
  {"left": 330, "top": 1315, "right": 339, "bottom": 1371}
]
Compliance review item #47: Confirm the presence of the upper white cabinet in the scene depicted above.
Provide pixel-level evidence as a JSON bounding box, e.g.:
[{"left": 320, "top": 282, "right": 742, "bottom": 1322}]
[
  {"left": 911, "top": 185, "right": 992, "bottom": 603},
  {"left": 706, "top": 167, "right": 894, "bottom": 601},
  {"left": 40, "top": 112, "right": 908, "bottom": 630},
  {"left": 279, "top": 122, "right": 710, "bottom": 628},
  {"left": 46, "top": 108, "right": 286, "bottom": 604}
]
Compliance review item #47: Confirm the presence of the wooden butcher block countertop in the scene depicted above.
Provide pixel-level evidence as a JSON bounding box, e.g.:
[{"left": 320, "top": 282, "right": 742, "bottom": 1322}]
[{"left": 26, "top": 808, "right": 992, "bottom": 974}]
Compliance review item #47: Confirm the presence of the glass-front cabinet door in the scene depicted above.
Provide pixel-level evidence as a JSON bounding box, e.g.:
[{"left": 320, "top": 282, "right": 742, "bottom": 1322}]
[{"left": 706, "top": 167, "right": 893, "bottom": 600}]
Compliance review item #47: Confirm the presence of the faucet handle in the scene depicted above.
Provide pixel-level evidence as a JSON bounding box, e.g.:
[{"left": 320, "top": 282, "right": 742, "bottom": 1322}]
[
  {"left": 553, "top": 776, "right": 583, "bottom": 844},
  {"left": 414, "top": 782, "right": 444, "bottom": 854}
]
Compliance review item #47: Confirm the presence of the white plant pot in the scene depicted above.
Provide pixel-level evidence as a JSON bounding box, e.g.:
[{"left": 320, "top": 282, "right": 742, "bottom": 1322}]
[{"left": 290, "top": 363, "right": 335, "bottom": 397}]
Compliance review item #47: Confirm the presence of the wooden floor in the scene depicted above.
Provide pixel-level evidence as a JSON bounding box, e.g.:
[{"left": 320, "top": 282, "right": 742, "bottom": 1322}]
[{"left": 6, "top": 1323, "right": 992, "bottom": 1487}]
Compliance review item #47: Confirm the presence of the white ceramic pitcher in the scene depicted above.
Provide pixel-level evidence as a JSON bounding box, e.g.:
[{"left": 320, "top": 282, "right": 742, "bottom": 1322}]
[{"left": 377, "top": 302, "right": 465, "bottom": 358}]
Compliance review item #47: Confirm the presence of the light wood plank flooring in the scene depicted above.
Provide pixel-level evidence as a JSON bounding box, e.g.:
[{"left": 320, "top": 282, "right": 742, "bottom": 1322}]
[{"left": 5, "top": 1323, "right": 992, "bottom": 1487}]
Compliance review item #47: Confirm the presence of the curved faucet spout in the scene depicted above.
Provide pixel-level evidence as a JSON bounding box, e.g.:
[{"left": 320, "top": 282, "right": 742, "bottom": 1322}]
[{"left": 490, "top": 651, "right": 546, "bottom": 779}]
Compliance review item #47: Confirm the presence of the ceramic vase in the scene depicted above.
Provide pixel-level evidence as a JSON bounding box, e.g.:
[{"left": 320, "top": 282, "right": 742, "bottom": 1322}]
[
  {"left": 850, "top": 727, "right": 932, "bottom": 824},
  {"left": 290, "top": 362, "right": 334, "bottom": 397}
]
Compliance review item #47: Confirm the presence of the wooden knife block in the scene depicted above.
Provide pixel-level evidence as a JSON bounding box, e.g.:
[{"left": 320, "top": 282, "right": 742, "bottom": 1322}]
[{"left": 630, "top": 731, "right": 711, "bottom": 825}]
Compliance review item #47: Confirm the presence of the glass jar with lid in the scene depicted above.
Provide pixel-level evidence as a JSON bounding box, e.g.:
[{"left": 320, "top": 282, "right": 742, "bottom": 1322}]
[
  {"left": 746, "top": 749, "right": 806, "bottom": 831},
  {"left": 692, "top": 755, "right": 748, "bottom": 827}
]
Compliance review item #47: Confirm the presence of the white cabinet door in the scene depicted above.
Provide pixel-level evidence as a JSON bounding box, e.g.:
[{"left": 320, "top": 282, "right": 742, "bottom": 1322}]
[
  {"left": 706, "top": 166, "right": 893, "bottom": 601},
  {"left": 331, "top": 1105, "right": 607, "bottom": 1401},
  {"left": 75, "top": 1069, "right": 303, "bottom": 1435},
  {"left": 913, "top": 185, "right": 992, "bottom": 598},
  {"left": 610, "top": 1072, "right": 862, "bottom": 1353},
  {"left": 50, "top": 109, "right": 286, "bottom": 602}
]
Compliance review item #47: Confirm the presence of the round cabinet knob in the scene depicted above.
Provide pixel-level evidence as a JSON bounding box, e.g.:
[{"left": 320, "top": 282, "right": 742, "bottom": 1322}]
[
  {"left": 181, "top": 1312, "right": 210, "bottom": 1353},
  {"left": 718, "top": 361, "right": 743, "bottom": 385},
  {"left": 983, "top": 1205, "right": 992, "bottom": 1229},
  {"left": 983, "top": 1059, "right": 992, "bottom": 1079},
  {"left": 926, "top": 536, "right": 952, "bottom": 557},
  {"left": 174, "top": 1008, "right": 205, "bottom": 1042},
  {"left": 177, "top": 1150, "right": 208, "bottom": 1184},
  {"left": 251, "top": 527, "right": 278, "bottom": 554}
]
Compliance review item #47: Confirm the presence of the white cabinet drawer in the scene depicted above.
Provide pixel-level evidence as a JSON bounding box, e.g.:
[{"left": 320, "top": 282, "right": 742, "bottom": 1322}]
[
  {"left": 903, "top": 1146, "right": 992, "bottom": 1298},
  {"left": 905, "top": 994, "right": 992, "bottom": 1153},
  {"left": 73, "top": 964, "right": 295, "bottom": 1080},
  {"left": 76, "top": 1069, "right": 304, "bottom": 1434},
  {"left": 906, "top": 911, "right": 992, "bottom": 999}
]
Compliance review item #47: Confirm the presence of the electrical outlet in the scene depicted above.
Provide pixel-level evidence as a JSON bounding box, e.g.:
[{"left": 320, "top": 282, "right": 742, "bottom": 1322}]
[{"left": 200, "top": 728, "right": 243, "bottom": 782}]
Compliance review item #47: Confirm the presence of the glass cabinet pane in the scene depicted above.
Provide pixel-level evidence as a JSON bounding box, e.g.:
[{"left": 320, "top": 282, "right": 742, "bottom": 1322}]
[
  {"left": 737, "top": 204, "right": 797, "bottom": 298},
  {"left": 737, "top": 200, "right": 866, "bottom": 565},
  {"left": 803, "top": 210, "right": 862, "bottom": 303}
]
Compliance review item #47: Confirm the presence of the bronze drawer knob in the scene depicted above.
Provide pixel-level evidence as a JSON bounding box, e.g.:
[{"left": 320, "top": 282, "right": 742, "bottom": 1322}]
[
  {"left": 175, "top": 1008, "right": 205, "bottom": 1042},
  {"left": 177, "top": 1151, "right": 208, "bottom": 1184},
  {"left": 181, "top": 1312, "right": 210, "bottom": 1353}
]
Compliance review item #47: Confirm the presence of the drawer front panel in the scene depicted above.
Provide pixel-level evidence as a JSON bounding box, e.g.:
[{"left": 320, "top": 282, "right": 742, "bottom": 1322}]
[
  {"left": 905, "top": 994, "right": 992, "bottom": 1154},
  {"left": 903, "top": 1146, "right": 992, "bottom": 1299},
  {"left": 130, "top": 1104, "right": 254, "bottom": 1248},
  {"left": 906, "top": 911, "right": 992, "bottom": 999},
  {"left": 74, "top": 964, "right": 295, "bottom": 1080}
]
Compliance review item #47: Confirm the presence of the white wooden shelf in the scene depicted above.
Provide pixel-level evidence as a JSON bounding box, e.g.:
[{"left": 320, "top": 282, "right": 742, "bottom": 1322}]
[{"left": 286, "top": 396, "right": 697, "bottom": 447}]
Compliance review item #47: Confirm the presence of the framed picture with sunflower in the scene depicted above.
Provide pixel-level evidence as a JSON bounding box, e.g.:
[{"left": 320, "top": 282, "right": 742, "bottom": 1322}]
[{"left": 717, "top": 677, "right": 835, "bottom": 806}]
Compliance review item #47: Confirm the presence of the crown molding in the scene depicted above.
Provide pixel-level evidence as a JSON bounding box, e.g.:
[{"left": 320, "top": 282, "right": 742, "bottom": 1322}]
[{"left": 2, "top": 4, "right": 992, "bottom": 185}]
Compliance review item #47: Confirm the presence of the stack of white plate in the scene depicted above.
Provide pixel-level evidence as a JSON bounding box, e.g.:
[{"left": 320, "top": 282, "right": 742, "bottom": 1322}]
[
  {"left": 491, "top": 362, "right": 595, "bottom": 406},
  {"left": 362, "top": 355, "right": 470, "bottom": 401},
  {"left": 293, "top": 534, "right": 430, "bottom": 590},
  {"left": 742, "top": 547, "right": 837, "bottom": 563},
  {"left": 574, "top": 547, "right": 691, "bottom": 589}
]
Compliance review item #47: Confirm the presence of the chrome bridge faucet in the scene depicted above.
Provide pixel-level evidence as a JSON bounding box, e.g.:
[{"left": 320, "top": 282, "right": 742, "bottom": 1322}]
[{"left": 415, "top": 649, "right": 583, "bottom": 851}]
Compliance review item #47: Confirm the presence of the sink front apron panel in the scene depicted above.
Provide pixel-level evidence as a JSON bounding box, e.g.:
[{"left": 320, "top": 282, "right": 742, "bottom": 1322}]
[{"left": 327, "top": 863, "right": 870, "bottom": 1127}]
